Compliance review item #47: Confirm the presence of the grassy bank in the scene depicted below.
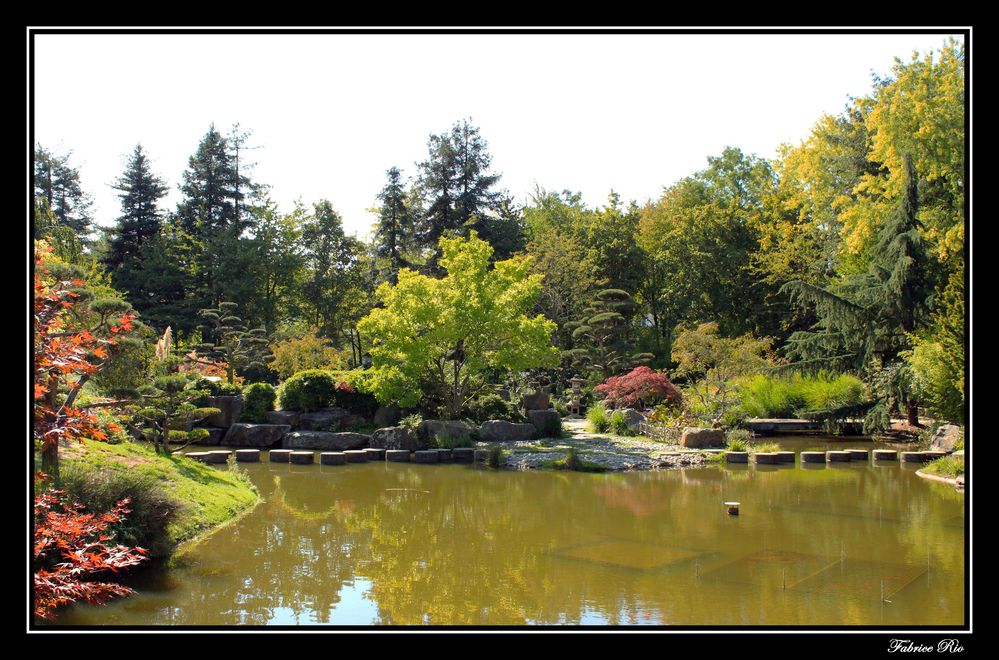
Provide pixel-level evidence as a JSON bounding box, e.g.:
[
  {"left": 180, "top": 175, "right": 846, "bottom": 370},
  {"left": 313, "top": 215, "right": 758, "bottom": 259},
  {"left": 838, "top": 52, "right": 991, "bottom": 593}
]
[
  {"left": 59, "top": 441, "right": 259, "bottom": 556},
  {"left": 921, "top": 455, "right": 965, "bottom": 479}
]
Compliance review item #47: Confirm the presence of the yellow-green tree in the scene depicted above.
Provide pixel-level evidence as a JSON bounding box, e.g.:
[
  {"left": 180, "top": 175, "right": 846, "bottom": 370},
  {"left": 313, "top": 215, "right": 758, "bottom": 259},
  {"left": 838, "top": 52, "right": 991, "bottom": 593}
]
[{"left": 358, "top": 233, "right": 559, "bottom": 417}]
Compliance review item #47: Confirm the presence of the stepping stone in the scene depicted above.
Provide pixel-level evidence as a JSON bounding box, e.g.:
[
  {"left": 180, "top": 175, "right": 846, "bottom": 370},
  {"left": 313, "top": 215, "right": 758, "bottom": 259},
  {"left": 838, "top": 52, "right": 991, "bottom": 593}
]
[
  {"left": 385, "top": 450, "right": 410, "bottom": 463},
  {"left": 873, "top": 449, "right": 897, "bottom": 461},
  {"left": 186, "top": 452, "right": 210, "bottom": 463},
  {"left": 473, "top": 449, "right": 489, "bottom": 462},
  {"left": 344, "top": 450, "right": 369, "bottom": 463},
  {"left": 235, "top": 449, "right": 260, "bottom": 462},
  {"left": 269, "top": 449, "right": 293, "bottom": 463},
  {"left": 901, "top": 451, "right": 926, "bottom": 463},
  {"left": 205, "top": 450, "right": 232, "bottom": 464},
  {"left": 801, "top": 451, "right": 825, "bottom": 463},
  {"left": 413, "top": 450, "right": 440, "bottom": 464},
  {"left": 321, "top": 452, "right": 346, "bottom": 465},
  {"left": 452, "top": 447, "right": 475, "bottom": 463},
  {"left": 847, "top": 449, "right": 869, "bottom": 461},
  {"left": 363, "top": 448, "right": 386, "bottom": 461},
  {"left": 754, "top": 452, "right": 780, "bottom": 465},
  {"left": 436, "top": 448, "right": 453, "bottom": 462},
  {"left": 725, "top": 452, "right": 748, "bottom": 464},
  {"left": 776, "top": 451, "right": 795, "bottom": 463},
  {"left": 289, "top": 451, "right": 314, "bottom": 465},
  {"left": 827, "top": 451, "right": 852, "bottom": 462}
]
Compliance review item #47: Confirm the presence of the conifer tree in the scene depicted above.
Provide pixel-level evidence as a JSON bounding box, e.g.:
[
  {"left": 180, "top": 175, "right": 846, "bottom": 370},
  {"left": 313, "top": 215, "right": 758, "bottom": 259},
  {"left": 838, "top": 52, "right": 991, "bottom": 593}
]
[
  {"left": 414, "top": 119, "right": 503, "bottom": 264},
  {"left": 105, "top": 144, "right": 169, "bottom": 290},
  {"left": 192, "top": 301, "right": 271, "bottom": 384},
  {"left": 33, "top": 144, "right": 94, "bottom": 239},
  {"left": 565, "top": 289, "right": 653, "bottom": 380},
  {"left": 782, "top": 154, "right": 931, "bottom": 428},
  {"left": 374, "top": 167, "right": 413, "bottom": 283}
]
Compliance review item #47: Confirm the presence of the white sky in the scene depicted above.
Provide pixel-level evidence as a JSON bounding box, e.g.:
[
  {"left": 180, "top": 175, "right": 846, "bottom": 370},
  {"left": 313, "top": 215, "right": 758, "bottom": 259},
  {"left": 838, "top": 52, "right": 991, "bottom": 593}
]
[{"left": 32, "top": 31, "right": 961, "bottom": 240}]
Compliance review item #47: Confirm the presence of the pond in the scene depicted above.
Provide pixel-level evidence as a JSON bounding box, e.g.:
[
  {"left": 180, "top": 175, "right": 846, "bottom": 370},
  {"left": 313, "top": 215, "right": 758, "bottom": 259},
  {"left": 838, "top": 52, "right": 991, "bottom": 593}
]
[{"left": 53, "top": 443, "right": 965, "bottom": 627}]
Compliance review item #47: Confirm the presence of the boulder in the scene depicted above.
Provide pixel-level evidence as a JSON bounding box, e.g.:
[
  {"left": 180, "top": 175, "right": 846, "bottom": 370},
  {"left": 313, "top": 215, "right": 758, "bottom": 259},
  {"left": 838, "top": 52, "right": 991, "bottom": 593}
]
[
  {"left": 527, "top": 409, "right": 562, "bottom": 437},
  {"left": 205, "top": 396, "right": 243, "bottom": 428},
  {"left": 522, "top": 392, "right": 550, "bottom": 411},
  {"left": 296, "top": 407, "right": 349, "bottom": 431},
  {"left": 930, "top": 424, "right": 962, "bottom": 452},
  {"left": 265, "top": 410, "right": 300, "bottom": 427},
  {"left": 617, "top": 408, "right": 646, "bottom": 432},
  {"left": 283, "top": 431, "right": 371, "bottom": 451},
  {"left": 371, "top": 426, "right": 425, "bottom": 451},
  {"left": 680, "top": 427, "right": 725, "bottom": 449},
  {"left": 418, "top": 420, "right": 474, "bottom": 444},
  {"left": 193, "top": 426, "right": 226, "bottom": 446},
  {"left": 479, "top": 420, "right": 536, "bottom": 442},
  {"left": 222, "top": 423, "right": 290, "bottom": 448},
  {"left": 373, "top": 403, "right": 401, "bottom": 428}
]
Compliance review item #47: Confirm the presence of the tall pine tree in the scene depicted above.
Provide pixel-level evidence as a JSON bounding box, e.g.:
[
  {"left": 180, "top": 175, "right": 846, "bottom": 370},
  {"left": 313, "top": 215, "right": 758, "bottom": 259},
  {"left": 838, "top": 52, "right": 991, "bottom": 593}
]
[
  {"left": 414, "top": 119, "right": 503, "bottom": 265},
  {"left": 105, "top": 144, "right": 169, "bottom": 292},
  {"left": 373, "top": 166, "right": 414, "bottom": 283},
  {"left": 34, "top": 144, "right": 94, "bottom": 239}
]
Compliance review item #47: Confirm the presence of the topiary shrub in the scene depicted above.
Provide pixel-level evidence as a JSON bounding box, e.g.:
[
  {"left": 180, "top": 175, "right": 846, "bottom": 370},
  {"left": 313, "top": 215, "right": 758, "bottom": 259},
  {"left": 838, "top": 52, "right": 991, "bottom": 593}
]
[
  {"left": 241, "top": 382, "right": 277, "bottom": 423},
  {"left": 465, "top": 392, "right": 517, "bottom": 423},
  {"left": 278, "top": 370, "right": 338, "bottom": 412}
]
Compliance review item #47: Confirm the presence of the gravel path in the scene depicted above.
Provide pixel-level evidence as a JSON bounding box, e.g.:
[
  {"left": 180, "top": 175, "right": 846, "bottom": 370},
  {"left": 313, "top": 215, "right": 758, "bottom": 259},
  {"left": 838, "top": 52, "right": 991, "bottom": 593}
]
[{"left": 476, "top": 418, "right": 709, "bottom": 472}]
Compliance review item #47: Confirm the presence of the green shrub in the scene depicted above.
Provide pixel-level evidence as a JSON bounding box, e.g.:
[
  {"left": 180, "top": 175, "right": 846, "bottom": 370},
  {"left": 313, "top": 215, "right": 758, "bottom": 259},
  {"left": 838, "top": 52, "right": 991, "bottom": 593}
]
[
  {"left": 727, "top": 438, "right": 749, "bottom": 452},
  {"left": 539, "top": 414, "right": 563, "bottom": 439},
  {"left": 726, "top": 429, "right": 752, "bottom": 445},
  {"left": 464, "top": 392, "right": 514, "bottom": 423},
  {"left": 609, "top": 410, "right": 633, "bottom": 436},
  {"left": 329, "top": 374, "right": 379, "bottom": 418},
  {"left": 400, "top": 414, "right": 423, "bottom": 433},
  {"left": 193, "top": 378, "right": 243, "bottom": 398},
  {"left": 278, "top": 369, "right": 338, "bottom": 412},
  {"left": 429, "top": 431, "right": 473, "bottom": 449},
  {"left": 486, "top": 444, "right": 505, "bottom": 468},
  {"left": 59, "top": 462, "right": 183, "bottom": 556},
  {"left": 241, "top": 382, "right": 277, "bottom": 422},
  {"left": 547, "top": 447, "right": 607, "bottom": 472},
  {"left": 587, "top": 402, "right": 610, "bottom": 433}
]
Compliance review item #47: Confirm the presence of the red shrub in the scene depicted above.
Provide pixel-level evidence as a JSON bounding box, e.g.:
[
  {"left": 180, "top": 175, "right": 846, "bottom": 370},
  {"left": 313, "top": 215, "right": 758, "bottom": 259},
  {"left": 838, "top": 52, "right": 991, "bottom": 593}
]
[
  {"left": 594, "top": 366, "right": 682, "bottom": 409},
  {"left": 33, "top": 483, "right": 148, "bottom": 621}
]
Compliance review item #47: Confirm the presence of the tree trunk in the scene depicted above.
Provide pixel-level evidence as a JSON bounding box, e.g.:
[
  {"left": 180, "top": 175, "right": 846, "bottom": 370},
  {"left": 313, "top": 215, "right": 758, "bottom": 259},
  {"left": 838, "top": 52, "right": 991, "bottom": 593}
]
[
  {"left": 907, "top": 399, "right": 922, "bottom": 427},
  {"left": 41, "top": 444, "right": 59, "bottom": 480}
]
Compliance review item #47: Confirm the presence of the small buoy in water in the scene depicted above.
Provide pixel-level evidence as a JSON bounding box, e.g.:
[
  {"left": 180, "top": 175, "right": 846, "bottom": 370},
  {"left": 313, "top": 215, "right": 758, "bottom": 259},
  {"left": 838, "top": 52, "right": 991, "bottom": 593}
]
[{"left": 725, "top": 501, "right": 740, "bottom": 516}]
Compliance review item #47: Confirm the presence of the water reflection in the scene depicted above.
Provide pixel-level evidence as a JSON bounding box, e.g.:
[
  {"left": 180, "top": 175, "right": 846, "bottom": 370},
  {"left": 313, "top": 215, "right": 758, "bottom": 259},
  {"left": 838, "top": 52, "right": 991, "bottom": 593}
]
[{"left": 54, "top": 457, "right": 964, "bottom": 627}]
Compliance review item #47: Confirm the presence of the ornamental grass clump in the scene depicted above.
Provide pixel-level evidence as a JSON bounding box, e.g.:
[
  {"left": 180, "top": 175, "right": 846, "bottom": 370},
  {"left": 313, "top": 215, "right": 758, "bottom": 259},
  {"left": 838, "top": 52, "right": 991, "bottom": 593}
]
[
  {"left": 486, "top": 444, "right": 505, "bottom": 468},
  {"left": 587, "top": 402, "right": 610, "bottom": 433},
  {"left": 609, "top": 410, "right": 633, "bottom": 436}
]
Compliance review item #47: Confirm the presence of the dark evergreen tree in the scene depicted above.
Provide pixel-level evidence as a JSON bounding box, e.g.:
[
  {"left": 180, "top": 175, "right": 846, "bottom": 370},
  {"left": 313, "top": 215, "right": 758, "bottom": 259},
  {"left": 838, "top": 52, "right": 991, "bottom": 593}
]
[
  {"left": 374, "top": 167, "right": 413, "bottom": 283},
  {"left": 564, "top": 289, "right": 653, "bottom": 380},
  {"left": 782, "top": 154, "right": 931, "bottom": 428},
  {"left": 301, "top": 201, "right": 366, "bottom": 342},
  {"left": 175, "top": 125, "right": 247, "bottom": 235},
  {"left": 414, "top": 119, "right": 503, "bottom": 264},
  {"left": 33, "top": 144, "right": 94, "bottom": 239},
  {"left": 105, "top": 144, "right": 169, "bottom": 291}
]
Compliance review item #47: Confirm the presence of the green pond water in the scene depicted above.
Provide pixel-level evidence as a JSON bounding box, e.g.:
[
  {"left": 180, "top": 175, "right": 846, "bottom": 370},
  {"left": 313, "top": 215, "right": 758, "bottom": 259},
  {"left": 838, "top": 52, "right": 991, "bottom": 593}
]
[{"left": 54, "top": 442, "right": 965, "bottom": 627}]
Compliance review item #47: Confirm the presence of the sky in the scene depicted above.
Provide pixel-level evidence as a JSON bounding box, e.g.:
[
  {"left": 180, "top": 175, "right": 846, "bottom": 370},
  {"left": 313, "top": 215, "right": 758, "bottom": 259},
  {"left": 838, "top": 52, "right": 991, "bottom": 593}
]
[{"left": 32, "top": 31, "right": 962, "bottom": 240}]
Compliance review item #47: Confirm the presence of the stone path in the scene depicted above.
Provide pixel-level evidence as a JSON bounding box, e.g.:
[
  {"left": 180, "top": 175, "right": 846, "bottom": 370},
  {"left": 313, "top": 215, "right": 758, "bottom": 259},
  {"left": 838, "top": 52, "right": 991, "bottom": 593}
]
[{"left": 481, "top": 418, "right": 706, "bottom": 472}]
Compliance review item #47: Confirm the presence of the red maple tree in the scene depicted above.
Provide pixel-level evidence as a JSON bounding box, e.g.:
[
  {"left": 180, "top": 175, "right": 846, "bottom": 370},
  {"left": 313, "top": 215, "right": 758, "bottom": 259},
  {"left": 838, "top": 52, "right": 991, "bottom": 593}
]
[
  {"left": 33, "top": 481, "right": 148, "bottom": 621},
  {"left": 33, "top": 244, "right": 135, "bottom": 475},
  {"left": 594, "top": 366, "right": 683, "bottom": 409}
]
